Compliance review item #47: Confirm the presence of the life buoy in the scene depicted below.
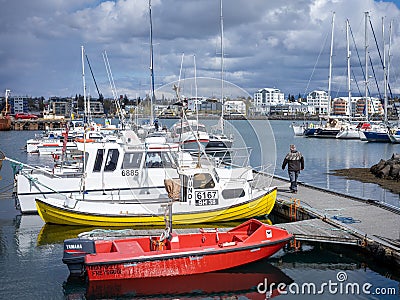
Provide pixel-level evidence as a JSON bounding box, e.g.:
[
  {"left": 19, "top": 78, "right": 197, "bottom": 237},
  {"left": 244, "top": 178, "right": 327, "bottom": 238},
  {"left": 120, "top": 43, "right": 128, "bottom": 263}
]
[{"left": 75, "top": 138, "right": 95, "bottom": 143}]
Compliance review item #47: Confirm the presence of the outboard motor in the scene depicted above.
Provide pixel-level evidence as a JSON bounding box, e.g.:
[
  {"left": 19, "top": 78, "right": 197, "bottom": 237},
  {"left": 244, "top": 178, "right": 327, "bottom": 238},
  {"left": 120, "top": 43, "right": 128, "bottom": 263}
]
[{"left": 62, "top": 238, "right": 96, "bottom": 277}]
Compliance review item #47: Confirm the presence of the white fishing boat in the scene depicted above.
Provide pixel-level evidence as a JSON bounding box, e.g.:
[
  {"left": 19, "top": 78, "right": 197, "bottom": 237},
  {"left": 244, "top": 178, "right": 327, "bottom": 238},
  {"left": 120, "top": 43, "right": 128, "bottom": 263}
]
[
  {"left": 290, "top": 122, "right": 306, "bottom": 136},
  {"left": 10, "top": 130, "right": 182, "bottom": 213},
  {"left": 35, "top": 152, "right": 277, "bottom": 226},
  {"left": 168, "top": 119, "right": 210, "bottom": 152},
  {"left": 26, "top": 120, "right": 86, "bottom": 154}
]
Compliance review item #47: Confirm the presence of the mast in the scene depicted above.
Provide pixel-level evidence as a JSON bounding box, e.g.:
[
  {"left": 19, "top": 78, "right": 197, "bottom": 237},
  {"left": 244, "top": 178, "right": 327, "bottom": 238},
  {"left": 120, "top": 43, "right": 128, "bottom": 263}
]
[
  {"left": 80, "top": 46, "right": 87, "bottom": 196},
  {"left": 388, "top": 20, "right": 395, "bottom": 123},
  {"left": 149, "top": 0, "right": 155, "bottom": 124},
  {"left": 382, "top": 17, "right": 387, "bottom": 125},
  {"left": 327, "top": 12, "right": 335, "bottom": 117},
  {"left": 364, "top": 12, "right": 369, "bottom": 121},
  {"left": 81, "top": 46, "right": 88, "bottom": 124},
  {"left": 194, "top": 54, "right": 199, "bottom": 129},
  {"left": 220, "top": 0, "right": 224, "bottom": 132},
  {"left": 346, "top": 19, "right": 352, "bottom": 119}
]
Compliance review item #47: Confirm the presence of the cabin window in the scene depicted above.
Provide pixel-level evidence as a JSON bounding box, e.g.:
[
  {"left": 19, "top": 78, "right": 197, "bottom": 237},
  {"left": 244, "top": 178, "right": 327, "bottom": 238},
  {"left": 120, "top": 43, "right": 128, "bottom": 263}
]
[
  {"left": 193, "top": 173, "right": 215, "bottom": 189},
  {"left": 104, "top": 149, "right": 119, "bottom": 172},
  {"left": 222, "top": 188, "right": 245, "bottom": 199},
  {"left": 161, "top": 152, "right": 174, "bottom": 168},
  {"left": 122, "top": 153, "right": 143, "bottom": 169},
  {"left": 145, "top": 152, "right": 162, "bottom": 168},
  {"left": 93, "top": 149, "right": 105, "bottom": 172},
  {"left": 197, "top": 126, "right": 207, "bottom": 133}
]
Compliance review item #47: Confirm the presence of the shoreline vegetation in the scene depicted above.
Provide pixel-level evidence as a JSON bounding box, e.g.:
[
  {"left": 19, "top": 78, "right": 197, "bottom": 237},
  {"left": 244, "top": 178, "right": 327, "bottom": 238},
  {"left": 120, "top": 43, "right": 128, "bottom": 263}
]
[{"left": 331, "top": 154, "right": 400, "bottom": 195}]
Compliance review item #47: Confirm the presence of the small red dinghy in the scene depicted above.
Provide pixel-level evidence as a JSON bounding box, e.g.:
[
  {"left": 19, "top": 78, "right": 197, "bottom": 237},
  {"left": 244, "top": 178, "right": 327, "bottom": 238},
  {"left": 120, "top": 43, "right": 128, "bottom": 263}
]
[{"left": 63, "top": 219, "right": 293, "bottom": 281}]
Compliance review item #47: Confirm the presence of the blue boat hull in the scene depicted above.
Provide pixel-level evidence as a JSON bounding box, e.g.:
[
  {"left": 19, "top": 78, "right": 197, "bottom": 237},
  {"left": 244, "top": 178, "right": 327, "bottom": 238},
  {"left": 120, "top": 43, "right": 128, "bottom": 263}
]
[{"left": 363, "top": 131, "right": 390, "bottom": 143}]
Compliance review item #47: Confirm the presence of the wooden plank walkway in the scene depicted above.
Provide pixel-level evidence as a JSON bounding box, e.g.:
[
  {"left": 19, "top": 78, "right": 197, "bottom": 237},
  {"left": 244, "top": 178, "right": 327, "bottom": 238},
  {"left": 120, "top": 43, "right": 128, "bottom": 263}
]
[{"left": 275, "top": 219, "right": 359, "bottom": 245}]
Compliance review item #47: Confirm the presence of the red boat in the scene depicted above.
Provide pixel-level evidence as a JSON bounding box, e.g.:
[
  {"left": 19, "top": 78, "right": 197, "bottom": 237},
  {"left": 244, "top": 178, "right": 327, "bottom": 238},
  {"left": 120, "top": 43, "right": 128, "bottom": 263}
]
[{"left": 63, "top": 219, "right": 293, "bottom": 281}]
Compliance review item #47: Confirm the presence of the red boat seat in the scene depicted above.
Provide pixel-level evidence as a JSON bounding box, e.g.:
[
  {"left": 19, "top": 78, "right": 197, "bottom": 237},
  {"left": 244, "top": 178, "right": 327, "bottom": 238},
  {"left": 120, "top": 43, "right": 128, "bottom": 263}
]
[
  {"left": 233, "top": 235, "right": 247, "bottom": 242},
  {"left": 114, "top": 240, "right": 144, "bottom": 254}
]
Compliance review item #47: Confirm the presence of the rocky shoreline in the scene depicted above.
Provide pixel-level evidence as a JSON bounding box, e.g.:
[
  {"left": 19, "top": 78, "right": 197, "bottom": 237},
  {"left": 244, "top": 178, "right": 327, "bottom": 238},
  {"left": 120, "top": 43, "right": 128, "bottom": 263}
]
[{"left": 331, "top": 153, "right": 400, "bottom": 195}]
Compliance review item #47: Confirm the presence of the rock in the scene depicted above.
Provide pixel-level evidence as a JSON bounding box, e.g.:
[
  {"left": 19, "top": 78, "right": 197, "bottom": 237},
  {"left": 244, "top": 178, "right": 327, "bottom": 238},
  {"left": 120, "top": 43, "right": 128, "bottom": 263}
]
[
  {"left": 390, "top": 164, "right": 400, "bottom": 179},
  {"left": 378, "top": 165, "right": 391, "bottom": 178},
  {"left": 370, "top": 153, "right": 400, "bottom": 181},
  {"left": 391, "top": 153, "right": 400, "bottom": 160},
  {"left": 370, "top": 159, "right": 386, "bottom": 174}
]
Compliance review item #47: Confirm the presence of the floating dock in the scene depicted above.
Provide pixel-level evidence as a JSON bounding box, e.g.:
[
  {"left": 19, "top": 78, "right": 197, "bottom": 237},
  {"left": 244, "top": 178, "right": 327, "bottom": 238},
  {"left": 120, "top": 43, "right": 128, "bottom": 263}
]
[
  {"left": 270, "top": 175, "right": 400, "bottom": 267},
  {"left": 12, "top": 119, "right": 67, "bottom": 131}
]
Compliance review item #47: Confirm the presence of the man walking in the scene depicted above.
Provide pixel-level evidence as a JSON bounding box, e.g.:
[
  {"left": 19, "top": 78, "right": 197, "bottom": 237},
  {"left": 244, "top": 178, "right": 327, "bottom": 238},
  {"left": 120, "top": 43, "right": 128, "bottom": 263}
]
[{"left": 282, "top": 144, "right": 304, "bottom": 193}]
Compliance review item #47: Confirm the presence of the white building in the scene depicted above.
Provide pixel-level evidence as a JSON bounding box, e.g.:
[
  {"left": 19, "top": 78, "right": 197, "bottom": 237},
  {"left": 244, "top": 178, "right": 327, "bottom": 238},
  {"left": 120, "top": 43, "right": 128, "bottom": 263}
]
[
  {"left": 224, "top": 100, "right": 246, "bottom": 116},
  {"left": 306, "top": 90, "right": 329, "bottom": 115},
  {"left": 253, "top": 88, "right": 285, "bottom": 115},
  {"left": 332, "top": 96, "right": 383, "bottom": 117}
]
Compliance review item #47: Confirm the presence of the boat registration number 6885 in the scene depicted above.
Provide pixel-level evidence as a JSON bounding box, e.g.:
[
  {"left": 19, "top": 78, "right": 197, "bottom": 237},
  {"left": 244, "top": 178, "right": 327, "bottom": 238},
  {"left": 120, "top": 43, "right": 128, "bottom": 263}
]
[{"left": 195, "top": 190, "right": 218, "bottom": 206}]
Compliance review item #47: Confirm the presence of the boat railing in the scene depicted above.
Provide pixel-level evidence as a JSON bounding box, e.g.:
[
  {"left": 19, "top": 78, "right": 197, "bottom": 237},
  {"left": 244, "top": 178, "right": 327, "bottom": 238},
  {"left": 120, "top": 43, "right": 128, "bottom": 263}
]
[
  {"left": 250, "top": 164, "right": 275, "bottom": 190},
  {"left": 207, "top": 146, "right": 252, "bottom": 168}
]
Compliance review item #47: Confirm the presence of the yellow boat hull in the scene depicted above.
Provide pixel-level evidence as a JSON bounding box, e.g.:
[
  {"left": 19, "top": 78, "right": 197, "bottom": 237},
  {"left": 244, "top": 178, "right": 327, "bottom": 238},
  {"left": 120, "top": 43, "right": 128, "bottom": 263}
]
[{"left": 36, "top": 188, "right": 277, "bottom": 226}]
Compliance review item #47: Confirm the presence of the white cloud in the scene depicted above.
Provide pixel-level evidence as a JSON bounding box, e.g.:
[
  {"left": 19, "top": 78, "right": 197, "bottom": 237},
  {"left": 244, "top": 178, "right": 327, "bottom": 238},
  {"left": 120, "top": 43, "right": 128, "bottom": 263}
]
[{"left": 1, "top": 0, "right": 400, "bottom": 98}]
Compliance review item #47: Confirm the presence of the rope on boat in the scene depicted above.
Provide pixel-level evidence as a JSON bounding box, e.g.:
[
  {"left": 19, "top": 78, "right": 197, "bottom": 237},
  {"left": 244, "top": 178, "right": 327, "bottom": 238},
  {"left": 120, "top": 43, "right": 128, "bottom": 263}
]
[{"left": 18, "top": 168, "right": 64, "bottom": 198}]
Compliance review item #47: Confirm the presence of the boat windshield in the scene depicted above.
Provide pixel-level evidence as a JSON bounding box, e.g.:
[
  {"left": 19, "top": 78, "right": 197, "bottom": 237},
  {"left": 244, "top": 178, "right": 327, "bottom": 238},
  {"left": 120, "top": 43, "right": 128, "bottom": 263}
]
[
  {"left": 122, "top": 152, "right": 143, "bottom": 169},
  {"left": 193, "top": 173, "right": 215, "bottom": 189}
]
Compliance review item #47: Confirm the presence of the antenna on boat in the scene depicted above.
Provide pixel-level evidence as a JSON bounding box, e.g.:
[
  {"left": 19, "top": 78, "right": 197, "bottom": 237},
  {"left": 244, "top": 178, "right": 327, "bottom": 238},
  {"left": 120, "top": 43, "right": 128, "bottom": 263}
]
[
  {"left": 81, "top": 46, "right": 87, "bottom": 197},
  {"left": 149, "top": 0, "right": 155, "bottom": 125},
  {"left": 193, "top": 54, "right": 202, "bottom": 168}
]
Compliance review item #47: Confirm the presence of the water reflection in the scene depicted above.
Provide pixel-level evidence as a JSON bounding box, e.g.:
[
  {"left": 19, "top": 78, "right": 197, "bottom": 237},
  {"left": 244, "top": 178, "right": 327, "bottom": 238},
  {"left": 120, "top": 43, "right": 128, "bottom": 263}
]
[{"left": 63, "top": 260, "right": 293, "bottom": 299}]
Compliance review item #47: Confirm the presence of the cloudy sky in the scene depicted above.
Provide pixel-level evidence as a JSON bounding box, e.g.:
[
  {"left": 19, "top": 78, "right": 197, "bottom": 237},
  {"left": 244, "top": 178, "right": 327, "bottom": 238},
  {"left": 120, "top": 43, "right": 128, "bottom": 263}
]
[{"left": 1, "top": 0, "right": 400, "bottom": 100}]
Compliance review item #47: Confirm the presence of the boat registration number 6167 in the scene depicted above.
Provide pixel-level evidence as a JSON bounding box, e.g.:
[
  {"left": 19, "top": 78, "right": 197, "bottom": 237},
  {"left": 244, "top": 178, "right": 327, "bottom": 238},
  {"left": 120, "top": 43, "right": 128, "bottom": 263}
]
[{"left": 195, "top": 191, "right": 218, "bottom": 206}]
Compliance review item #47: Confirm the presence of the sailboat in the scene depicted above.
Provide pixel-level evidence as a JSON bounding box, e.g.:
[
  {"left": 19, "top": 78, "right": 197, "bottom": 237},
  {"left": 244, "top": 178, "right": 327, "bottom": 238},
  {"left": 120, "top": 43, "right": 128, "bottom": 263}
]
[
  {"left": 304, "top": 13, "right": 342, "bottom": 138},
  {"left": 361, "top": 15, "right": 395, "bottom": 142},
  {"left": 206, "top": 0, "right": 233, "bottom": 153},
  {"left": 336, "top": 19, "right": 362, "bottom": 140}
]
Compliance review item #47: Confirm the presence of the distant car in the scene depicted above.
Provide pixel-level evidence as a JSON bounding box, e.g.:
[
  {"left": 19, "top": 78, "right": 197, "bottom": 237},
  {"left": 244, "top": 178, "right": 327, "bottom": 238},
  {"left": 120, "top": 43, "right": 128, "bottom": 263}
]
[{"left": 14, "top": 113, "right": 39, "bottom": 120}]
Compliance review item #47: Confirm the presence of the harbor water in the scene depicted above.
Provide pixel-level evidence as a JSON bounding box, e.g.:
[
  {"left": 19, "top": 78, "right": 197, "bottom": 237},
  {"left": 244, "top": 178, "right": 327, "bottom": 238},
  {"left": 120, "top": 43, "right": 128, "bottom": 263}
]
[{"left": 0, "top": 119, "right": 399, "bottom": 299}]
